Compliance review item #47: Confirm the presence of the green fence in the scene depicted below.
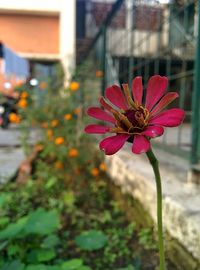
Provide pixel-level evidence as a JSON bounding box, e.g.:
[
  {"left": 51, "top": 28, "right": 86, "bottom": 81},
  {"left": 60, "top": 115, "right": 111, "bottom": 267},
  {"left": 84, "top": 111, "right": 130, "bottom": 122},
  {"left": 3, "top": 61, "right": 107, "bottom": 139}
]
[{"left": 77, "top": 0, "right": 200, "bottom": 164}]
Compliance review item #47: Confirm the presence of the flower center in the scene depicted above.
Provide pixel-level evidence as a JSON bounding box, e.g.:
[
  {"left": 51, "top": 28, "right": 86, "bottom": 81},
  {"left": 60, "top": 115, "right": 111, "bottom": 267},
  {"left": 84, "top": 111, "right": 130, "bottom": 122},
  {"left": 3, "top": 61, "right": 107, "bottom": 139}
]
[
  {"left": 115, "top": 106, "right": 149, "bottom": 133},
  {"left": 109, "top": 105, "right": 149, "bottom": 135},
  {"left": 124, "top": 107, "right": 149, "bottom": 130}
]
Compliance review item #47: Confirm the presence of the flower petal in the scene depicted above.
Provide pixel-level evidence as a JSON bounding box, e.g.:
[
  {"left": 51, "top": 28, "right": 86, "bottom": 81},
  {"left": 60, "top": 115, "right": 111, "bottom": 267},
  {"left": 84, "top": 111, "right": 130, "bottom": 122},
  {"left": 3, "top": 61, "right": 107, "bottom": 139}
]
[
  {"left": 99, "top": 96, "right": 114, "bottom": 112},
  {"left": 132, "top": 135, "right": 150, "bottom": 154},
  {"left": 141, "top": 126, "right": 164, "bottom": 138},
  {"left": 149, "top": 108, "right": 185, "bottom": 127},
  {"left": 85, "top": 124, "right": 110, "bottom": 134},
  {"left": 87, "top": 107, "right": 115, "bottom": 123},
  {"left": 105, "top": 85, "right": 128, "bottom": 110},
  {"left": 150, "top": 92, "right": 179, "bottom": 117},
  {"left": 145, "top": 75, "right": 168, "bottom": 111},
  {"left": 132, "top": 76, "right": 143, "bottom": 104},
  {"left": 99, "top": 134, "right": 129, "bottom": 155}
]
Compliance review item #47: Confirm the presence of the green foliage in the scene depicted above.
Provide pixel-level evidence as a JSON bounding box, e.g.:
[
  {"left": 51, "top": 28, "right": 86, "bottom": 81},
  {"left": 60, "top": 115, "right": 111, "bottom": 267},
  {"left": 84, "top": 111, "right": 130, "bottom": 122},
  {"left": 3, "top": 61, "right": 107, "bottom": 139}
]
[
  {"left": 25, "top": 265, "right": 60, "bottom": 270},
  {"left": 75, "top": 230, "right": 108, "bottom": 251},
  {"left": 138, "top": 228, "right": 156, "bottom": 250},
  {"left": 0, "top": 208, "right": 60, "bottom": 240},
  {"left": 0, "top": 173, "right": 158, "bottom": 270},
  {"left": 41, "top": 235, "right": 60, "bottom": 249},
  {"left": 24, "top": 208, "right": 60, "bottom": 236},
  {"left": 0, "top": 216, "right": 28, "bottom": 240},
  {"left": 117, "top": 266, "right": 135, "bottom": 270},
  {"left": 1, "top": 260, "right": 25, "bottom": 270},
  {"left": 61, "top": 259, "right": 83, "bottom": 269},
  {"left": 0, "top": 217, "right": 10, "bottom": 227},
  {"left": 0, "top": 193, "right": 12, "bottom": 208},
  {"left": 27, "top": 249, "right": 56, "bottom": 263},
  {"left": 0, "top": 207, "right": 62, "bottom": 269},
  {"left": 60, "top": 259, "right": 92, "bottom": 270}
]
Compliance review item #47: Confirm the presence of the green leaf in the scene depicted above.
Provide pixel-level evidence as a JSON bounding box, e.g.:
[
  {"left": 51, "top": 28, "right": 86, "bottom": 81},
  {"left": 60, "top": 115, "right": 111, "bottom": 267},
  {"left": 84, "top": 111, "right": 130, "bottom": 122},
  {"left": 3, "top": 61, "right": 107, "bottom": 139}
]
[
  {"left": 26, "top": 265, "right": 60, "bottom": 270},
  {"left": 0, "top": 208, "right": 60, "bottom": 240},
  {"left": 0, "top": 217, "right": 10, "bottom": 227},
  {"left": 61, "top": 259, "right": 83, "bottom": 270},
  {"left": 37, "top": 249, "right": 56, "bottom": 262},
  {"left": 0, "top": 240, "right": 8, "bottom": 251},
  {"left": 0, "top": 193, "right": 11, "bottom": 208},
  {"left": 45, "top": 177, "right": 57, "bottom": 189},
  {"left": 75, "top": 230, "right": 108, "bottom": 251},
  {"left": 7, "top": 244, "right": 21, "bottom": 256},
  {"left": 24, "top": 208, "right": 60, "bottom": 235},
  {"left": 117, "top": 266, "right": 135, "bottom": 270},
  {"left": 26, "top": 265, "right": 47, "bottom": 270},
  {"left": 46, "top": 267, "right": 61, "bottom": 270},
  {"left": 78, "top": 267, "right": 92, "bottom": 270},
  {"left": 1, "top": 260, "right": 25, "bottom": 270},
  {"left": 62, "top": 191, "right": 75, "bottom": 208},
  {"left": 27, "top": 249, "right": 56, "bottom": 263},
  {"left": 0, "top": 217, "right": 27, "bottom": 240},
  {"left": 41, "top": 234, "right": 60, "bottom": 248}
]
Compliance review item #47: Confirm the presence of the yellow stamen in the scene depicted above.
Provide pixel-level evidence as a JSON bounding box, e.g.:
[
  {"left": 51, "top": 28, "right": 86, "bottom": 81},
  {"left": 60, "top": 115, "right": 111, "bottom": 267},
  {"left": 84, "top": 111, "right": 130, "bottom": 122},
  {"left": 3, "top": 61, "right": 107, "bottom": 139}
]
[
  {"left": 111, "top": 110, "right": 133, "bottom": 129},
  {"left": 109, "top": 127, "right": 125, "bottom": 133}
]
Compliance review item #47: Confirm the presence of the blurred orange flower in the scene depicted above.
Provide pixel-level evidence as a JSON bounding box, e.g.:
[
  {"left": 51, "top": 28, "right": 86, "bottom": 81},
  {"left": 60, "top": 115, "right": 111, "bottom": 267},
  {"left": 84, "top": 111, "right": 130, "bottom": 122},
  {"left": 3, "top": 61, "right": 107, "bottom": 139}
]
[
  {"left": 55, "top": 137, "right": 64, "bottom": 145},
  {"left": 70, "top": 81, "right": 80, "bottom": 92},
  {"left": 68, "top": 148, "right": 78, "bottom": 157},
  {"left": 18, "top": 98, "right": 27, "bottom": 108},
  {"left": 95, "top": 70, "right": 103, "bottom": 78},
  {"left": 39, "top": 81, "right": 48, "bottom": 89},
  {"left": 99, "top": 163, "right": 107, "bottom": 171},
  {"left": 91, "top": 168, "right": 99, "bottom": 177},
  {"left": 21, "top": 91, "right": 28, "bottom": 98},
  {"left": 9, "top": 113, "right": 20, "bottom": 123},
  {"left": 64, "top": 113, "right": 72, "bottom": 120},
  {"left": 74, "top": 107, "right": 81, "bottom": 116},
  {"left": 54, "top": 160, "right": 64, "bottom": 170},
  {"left": 41, "top": 122, "right": 48, "bottom": 128},
  {"left": 51, "top": 119, "right": 59, "bottom": 128},
  {"left": 47, "top": 129, "right": 53, "bottom": 139},
  {"left": 15, "top": 116, "right": 21, "bottom": 124}
]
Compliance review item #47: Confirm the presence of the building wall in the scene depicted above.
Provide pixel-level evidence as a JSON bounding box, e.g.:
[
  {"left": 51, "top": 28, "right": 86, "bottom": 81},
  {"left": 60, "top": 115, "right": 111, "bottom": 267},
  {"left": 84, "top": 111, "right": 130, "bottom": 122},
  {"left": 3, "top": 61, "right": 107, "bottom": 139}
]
[
  {"left": 0, "top": 13, "right": 59, "bottom": 55},
  {"left": 60, "top": 0, "right": 76, "bottom": 84},
  {"left": 107, "top": 29, "right": 165, "bottom": 57},
  {"left": 0, "top": 0, "right": 61, "bottom": 14},
  {"left": 0, "top": 0, "right": 76, "bottom": 84}
]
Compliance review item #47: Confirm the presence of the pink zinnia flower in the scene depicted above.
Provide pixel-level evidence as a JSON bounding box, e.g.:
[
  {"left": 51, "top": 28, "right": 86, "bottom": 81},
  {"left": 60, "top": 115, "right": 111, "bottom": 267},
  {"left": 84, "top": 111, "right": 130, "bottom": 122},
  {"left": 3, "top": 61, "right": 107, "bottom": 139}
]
[{"left": 85, "top": 75, "right": 185, "bottom": 155}]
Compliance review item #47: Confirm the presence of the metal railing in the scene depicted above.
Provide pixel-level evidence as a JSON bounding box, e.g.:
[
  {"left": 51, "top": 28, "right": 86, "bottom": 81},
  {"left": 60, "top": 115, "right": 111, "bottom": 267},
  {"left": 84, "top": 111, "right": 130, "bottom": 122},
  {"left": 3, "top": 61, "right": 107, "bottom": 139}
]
[{"left": 76, "top": 0, "right": 200, "bottom": 164}]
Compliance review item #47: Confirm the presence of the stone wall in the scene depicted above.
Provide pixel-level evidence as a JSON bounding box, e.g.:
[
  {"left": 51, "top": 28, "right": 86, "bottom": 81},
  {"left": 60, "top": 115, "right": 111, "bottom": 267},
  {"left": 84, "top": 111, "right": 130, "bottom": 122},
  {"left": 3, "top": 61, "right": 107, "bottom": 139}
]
[{"left": 105, "top": 146, "right": 200, "bottom": 268}]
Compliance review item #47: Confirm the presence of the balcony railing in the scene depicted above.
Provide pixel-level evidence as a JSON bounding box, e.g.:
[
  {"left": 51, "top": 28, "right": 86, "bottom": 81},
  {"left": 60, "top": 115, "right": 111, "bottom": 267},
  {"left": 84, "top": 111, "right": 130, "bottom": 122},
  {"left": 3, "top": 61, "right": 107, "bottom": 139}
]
[{"left": 75, "top": 0, "right": 200, "bottom": 165}]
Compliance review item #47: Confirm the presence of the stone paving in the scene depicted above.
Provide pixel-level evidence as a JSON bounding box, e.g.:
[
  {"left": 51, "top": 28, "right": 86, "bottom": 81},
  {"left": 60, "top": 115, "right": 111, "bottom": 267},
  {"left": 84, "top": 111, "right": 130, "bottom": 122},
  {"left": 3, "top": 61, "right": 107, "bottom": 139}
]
[
  {"left": 156, "top": 123, "right": 192, "bottom": 152},
  {"left": 0, "top": 125, "right": 40, "bottom": 183}
]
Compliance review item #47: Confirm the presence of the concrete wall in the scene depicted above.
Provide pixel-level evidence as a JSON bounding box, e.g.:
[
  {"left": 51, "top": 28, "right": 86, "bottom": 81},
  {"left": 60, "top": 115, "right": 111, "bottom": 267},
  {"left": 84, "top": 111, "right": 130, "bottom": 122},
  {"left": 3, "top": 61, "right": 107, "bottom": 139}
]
[{"left": 105, "top": 147, "right": 200, "bottom": 268}]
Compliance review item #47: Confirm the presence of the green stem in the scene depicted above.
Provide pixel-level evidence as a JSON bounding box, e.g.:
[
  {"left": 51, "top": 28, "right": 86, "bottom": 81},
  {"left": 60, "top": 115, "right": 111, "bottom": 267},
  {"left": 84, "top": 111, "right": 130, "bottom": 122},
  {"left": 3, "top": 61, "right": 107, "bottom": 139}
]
[{"left": 146, "top": 148, "right": 166, "bottom": 270}]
